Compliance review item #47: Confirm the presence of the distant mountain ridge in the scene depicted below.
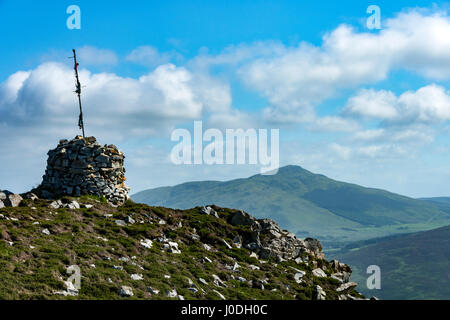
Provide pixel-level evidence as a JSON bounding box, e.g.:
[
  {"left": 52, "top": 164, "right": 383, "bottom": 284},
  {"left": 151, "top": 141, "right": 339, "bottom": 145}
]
[
  {"left": 420, "top": 197, "right": 450, "bottom": 204},
  {"left": 132, "top": 165, "right": 450, "bottom": 248}
]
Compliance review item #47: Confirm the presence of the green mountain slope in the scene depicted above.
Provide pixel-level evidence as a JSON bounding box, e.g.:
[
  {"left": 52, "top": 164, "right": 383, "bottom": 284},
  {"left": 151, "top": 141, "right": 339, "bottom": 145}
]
[
  {"left": 132, "top": 166, "right": 450, "bottom": 248},
  {"left": 420, "top": 197, "right": 450, "bottom": 204},
  {"left": 332, "top": 225, "right": 450, "bottom": 300}
]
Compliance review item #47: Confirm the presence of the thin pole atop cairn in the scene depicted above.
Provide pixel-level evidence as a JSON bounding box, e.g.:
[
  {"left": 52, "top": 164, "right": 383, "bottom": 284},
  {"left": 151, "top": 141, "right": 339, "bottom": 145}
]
[{"left": 71, "top": 49, "right": 85, "bottom": 138}]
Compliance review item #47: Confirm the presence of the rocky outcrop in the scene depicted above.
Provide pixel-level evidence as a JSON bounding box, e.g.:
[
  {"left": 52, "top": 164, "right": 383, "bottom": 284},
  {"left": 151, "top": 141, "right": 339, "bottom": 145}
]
[
  {"left": 34, "top": 136, "right": 130, "bottom": 205},
  {"left": 0, "top": 190, "right": 23, "bottom": 208},
  {"left": 230, "top": 209, "right": 328, "bottom": 262},
  {"left": 0, "top": 198, "right": 364, "bottom": 300}
]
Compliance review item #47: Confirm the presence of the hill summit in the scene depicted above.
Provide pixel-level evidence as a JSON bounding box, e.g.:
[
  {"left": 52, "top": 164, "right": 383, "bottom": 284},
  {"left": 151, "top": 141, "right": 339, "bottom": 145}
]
[
  {"left": 132, "top": 165, "right": 450, "bottom": 247},
  {"left": 0, "top": 195, "right": 365, "bottom": 300}
]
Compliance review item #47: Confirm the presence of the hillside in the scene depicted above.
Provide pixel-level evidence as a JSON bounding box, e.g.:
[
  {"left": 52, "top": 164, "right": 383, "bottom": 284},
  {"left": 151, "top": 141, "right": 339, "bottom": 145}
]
[
  {"left": 421, "top": 197, "right": 450, "bottom": 204},
  {"left": 332, "top": 225, "right": 450, "bottom": 300},
  {"left": 132, "top": 166, "right": 450, "bottom": 248},
  {"left": 0, "top": 195, "right": 364, "bottom": 300}
]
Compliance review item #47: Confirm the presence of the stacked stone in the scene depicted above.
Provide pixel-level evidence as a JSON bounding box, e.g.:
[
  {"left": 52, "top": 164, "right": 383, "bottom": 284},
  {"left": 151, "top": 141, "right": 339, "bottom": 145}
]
[{"left": 38, "top": 136, "right": 130, "bottom": 205}]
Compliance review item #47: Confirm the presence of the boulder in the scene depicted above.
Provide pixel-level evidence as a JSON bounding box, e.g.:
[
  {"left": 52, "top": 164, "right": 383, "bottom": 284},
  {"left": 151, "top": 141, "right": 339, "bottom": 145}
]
[
  {"left": 130, "top": 274, "right": 143, "bottom": 281},
  {"left": 312, "top": 268, "right": 327, "bottom": 278},
  {"left": 119, "top": 286, "right": 134, "bottom": 297},
  {"left": 1, "top": 193, "right": 23, "bottom": 207},
  {"left": 231, "top": 210, "right": 256, "bottom": 226}
]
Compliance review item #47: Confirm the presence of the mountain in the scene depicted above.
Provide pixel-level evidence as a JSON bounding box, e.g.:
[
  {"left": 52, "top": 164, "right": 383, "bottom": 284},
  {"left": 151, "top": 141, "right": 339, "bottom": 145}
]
[
  {"left": 420, "top": 197, "right": 450, "bottom": 204},
  {"left": 0, "top": 195, "right": 364, "bottom": 300},
  {"left": 132, "top": 165, "right": 450, "bottom": 248},
  {"left": 331, "top": 225, "right": 450, "bottom": 300}
]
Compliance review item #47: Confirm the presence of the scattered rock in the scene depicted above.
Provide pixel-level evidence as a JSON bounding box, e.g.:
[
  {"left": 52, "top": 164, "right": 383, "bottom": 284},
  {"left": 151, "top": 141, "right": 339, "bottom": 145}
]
[
  {"left": 140, "top": 239, "right": 153, "bottom": 249},
  {"left": 166, "top": 289, "right": 177, "bottom": 298},
  {"left": 125, "top": 216, "right": 135, "bottom": 224},
  {"left": 130, "top": 274, "right": 144, "bottom": 281},
  {"left": 336, "top": 282, "right": 357, "bottom": 292},
  {"left": 201, "top": 206, "right": 219, "bottom": 218},
  {"left": 54, "top": 280, "right": 79, "bottom": 297},
  {"left": 67, "top": 200, "right": 80, "bottom": 209},
  {"left": 212, "top": 274, "right": 228, "bottom": 288},
  {"left": 1, "top": 192, "right": 23, "bottom": 208},
  {"left": 294, "top": 271, "right": 306, "bottom": 283},
  {"left": 213, "top": 289, "right": 226, "bottom": 300},
  {"left": 119, "top": 286, "right": 133, "bottom": 297},
  {"left": 188, "top": 287, "right": 198, "bottom": 293},
  {"left": 315, "top": 285, "right": 326, "bottom": 300},
  {"left": 167, "top": 241, "right": 181, "bottom": 254},
  {"left": 42, "top": 228, "right": 51, "bottom": 235},
  {"left": 148, "top": 287, "right": 160, "bottom": 295},
  {"left": 222, "top": 239, "right": 232, "bottom": 249},
  {"left": 115, "top": 220, "right": 127, "bottom": 226},
  {"left": 252, "top": 280, "right": 265, "bottom": 290},
  {"left": 312, "top": 268, "right": 327, "bottom": 278},
  {"left": 203, "top": 256, "right": 212, "bottom": 263}
]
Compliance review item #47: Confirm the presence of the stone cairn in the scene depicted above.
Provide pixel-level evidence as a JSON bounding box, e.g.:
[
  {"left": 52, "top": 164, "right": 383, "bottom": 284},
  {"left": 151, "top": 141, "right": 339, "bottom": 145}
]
[{"left": 35, "top": 136, "right": 130, "bottom": 205}]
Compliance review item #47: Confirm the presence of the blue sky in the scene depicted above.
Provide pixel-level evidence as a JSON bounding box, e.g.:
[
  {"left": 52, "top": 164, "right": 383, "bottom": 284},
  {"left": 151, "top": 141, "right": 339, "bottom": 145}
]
[{"left": 1, "top": 0, "right": 450, "bottom": 197}]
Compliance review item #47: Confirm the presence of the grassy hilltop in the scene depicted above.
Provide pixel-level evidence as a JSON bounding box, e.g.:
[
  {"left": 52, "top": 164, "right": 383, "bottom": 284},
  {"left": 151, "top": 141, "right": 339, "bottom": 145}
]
[{"left": 0, "top": 196, "right": 363, "bottom": 300}]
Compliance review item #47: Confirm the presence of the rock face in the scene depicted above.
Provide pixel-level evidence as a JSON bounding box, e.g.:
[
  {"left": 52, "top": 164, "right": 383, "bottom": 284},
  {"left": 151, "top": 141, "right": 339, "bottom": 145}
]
[
  {"left": 230, "top": 210, "right": 326, "bottom": 262},
  {"left": 35, "top": 136, "right": 130, "bottom": 205}
]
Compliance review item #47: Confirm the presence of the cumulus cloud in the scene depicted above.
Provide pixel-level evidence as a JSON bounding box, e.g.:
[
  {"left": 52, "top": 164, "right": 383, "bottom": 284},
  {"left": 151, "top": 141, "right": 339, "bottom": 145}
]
[
  {"left": 189, "top": 9, "right": 450, "bottom": 123},
  {"left": 309, "top": 116, "right": 360, "bottom": 132},
  {"left": 0, "top": 60, "right": 236, "bottom": 192},
  {"left": 0, "top": 62, "right": 232, "bottom": 139},
  {"left": 77, "top": 46, "right": 118, "bottom": 66},
  {"left": 344, "top": 84, "right": 450, "bottom": 124},
  {"left": 126, "top": 46, "right": 182, "bottom": 68}
]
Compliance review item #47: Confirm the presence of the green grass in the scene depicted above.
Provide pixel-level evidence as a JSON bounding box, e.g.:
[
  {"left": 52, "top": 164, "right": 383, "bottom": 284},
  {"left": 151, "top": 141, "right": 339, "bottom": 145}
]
[{"left": 0, "top": 199, "right": 363, "bottom": 300}]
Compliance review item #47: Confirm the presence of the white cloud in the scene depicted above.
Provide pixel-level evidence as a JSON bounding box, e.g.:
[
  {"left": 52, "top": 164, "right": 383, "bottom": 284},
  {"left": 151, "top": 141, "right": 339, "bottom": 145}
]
[
  {"left": 330, "top": 143, "right": 352, "bottom": 160},
  {"left": 78, "top": 46, "right": 118, "bottom": 66},
  {"left": 310, "top": 116, "right": 360, "bottom": 132},
  {"left": 126, "top": 46, "right": 182, "bottom": 67},
  {"left": 343, "top": 89, "right": 398, "bottom": 120},
  {"left": 190, "top": 9, "right": 450, "bottom": 123},
  {"left": 0, "top": 62, "right": 232, "bottom": 138},
  {"left": 344, "top": 84, "right": 450, "bottom": 124}
]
